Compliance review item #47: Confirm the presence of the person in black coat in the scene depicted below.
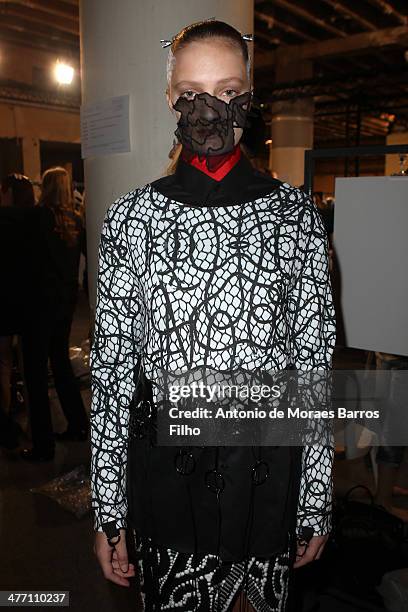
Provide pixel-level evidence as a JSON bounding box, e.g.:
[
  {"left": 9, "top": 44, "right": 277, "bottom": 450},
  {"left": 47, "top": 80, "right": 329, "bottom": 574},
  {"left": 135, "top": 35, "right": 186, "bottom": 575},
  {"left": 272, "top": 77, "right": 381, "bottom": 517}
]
[
  {"left": 0, "top": 174, "right": 35, "bottom": 449},
  {"left": 19, "top": 166, "right": 89, "bottom": 461}
]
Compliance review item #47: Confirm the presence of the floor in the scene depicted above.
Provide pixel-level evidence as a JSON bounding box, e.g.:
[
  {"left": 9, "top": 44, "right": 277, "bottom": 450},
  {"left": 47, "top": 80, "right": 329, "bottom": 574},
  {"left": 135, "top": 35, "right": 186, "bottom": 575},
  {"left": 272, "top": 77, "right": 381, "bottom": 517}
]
[
  {"left": 1, "top": 288, "right": 407, "bottom": 611},
  {"left": 0, "top": 290, "right": 141, "bottom": 611}
]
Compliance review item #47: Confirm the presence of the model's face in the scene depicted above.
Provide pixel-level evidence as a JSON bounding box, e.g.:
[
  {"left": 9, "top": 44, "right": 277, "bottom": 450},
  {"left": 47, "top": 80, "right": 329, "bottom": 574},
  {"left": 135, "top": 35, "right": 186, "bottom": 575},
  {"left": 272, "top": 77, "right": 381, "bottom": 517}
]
[{"left": 166, "top": 39, "right": 251, "bottom": 148}]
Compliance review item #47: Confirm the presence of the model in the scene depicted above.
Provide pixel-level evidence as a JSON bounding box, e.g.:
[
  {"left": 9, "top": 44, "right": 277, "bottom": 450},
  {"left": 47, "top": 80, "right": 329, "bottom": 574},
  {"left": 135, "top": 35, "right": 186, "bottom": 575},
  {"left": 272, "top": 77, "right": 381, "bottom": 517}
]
[{"left": 90, "top": 19, "right": 336, "bottom": 612}]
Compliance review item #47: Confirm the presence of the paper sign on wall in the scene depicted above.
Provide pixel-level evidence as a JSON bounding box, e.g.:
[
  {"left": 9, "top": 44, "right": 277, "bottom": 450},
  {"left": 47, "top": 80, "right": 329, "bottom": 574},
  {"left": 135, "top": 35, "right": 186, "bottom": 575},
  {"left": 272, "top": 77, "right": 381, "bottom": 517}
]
[{"left": 80, "top": 94, "right": 131, "bottom": 159}]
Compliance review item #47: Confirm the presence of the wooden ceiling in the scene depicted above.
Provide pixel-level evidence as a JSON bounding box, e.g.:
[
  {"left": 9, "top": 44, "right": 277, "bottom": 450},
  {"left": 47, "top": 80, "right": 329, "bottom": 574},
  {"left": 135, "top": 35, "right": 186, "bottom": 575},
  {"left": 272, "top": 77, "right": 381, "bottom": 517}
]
[
  {"left": 0, "top": 0, "right": 407, "bottom": 144},
  {"left": 254, "top": 0, "right": 408, "bottom": 144},
  {"left": 0, "top": 0, "right": 79, "bottom": 53}
]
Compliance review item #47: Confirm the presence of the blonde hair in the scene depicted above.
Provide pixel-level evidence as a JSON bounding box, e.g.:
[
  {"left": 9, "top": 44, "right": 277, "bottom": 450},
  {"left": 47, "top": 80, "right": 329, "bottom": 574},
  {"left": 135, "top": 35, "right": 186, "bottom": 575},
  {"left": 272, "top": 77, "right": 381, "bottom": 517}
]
[
  {"left": 38, "top": 166, "right": 80, "bottom": 246},
  {"left": 165, "top": 142, "right": 183, "bottom": 175}
]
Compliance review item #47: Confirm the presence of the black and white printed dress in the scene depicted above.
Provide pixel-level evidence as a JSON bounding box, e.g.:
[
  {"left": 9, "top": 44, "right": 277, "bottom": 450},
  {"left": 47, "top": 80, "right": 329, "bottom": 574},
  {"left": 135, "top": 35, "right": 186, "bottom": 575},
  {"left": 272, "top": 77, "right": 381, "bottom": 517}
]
[{"left": 89, "top": 150, "right": 337, "bottom": 611}]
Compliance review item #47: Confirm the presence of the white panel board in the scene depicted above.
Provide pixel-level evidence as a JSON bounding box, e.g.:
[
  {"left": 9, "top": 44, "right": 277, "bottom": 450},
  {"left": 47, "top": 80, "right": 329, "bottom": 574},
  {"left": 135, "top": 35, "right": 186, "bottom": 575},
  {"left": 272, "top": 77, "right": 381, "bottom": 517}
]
[
  {"left": 333, "top": 176, "right": 408, "bottom": 355},
  {"left": 80, "top": 94, "right": 130, "bottom": 159}
]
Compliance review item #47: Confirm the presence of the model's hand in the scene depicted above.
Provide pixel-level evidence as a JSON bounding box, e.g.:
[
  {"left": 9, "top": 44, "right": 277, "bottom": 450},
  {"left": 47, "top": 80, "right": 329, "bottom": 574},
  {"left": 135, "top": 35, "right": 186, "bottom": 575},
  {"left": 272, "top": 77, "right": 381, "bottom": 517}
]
[
  {"left": 94, "top": 529, "right": 136, "bottom": 586},
  {"left": 293, "top": 534, "right": 328, "bottom": 568}
]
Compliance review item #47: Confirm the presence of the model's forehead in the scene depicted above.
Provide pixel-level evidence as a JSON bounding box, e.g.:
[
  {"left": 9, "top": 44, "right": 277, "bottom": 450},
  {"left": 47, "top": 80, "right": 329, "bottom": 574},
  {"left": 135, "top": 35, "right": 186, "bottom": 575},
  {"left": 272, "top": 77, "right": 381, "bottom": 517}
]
[{"left": 171, "top": 39, "right": 247, "bottom": 84}]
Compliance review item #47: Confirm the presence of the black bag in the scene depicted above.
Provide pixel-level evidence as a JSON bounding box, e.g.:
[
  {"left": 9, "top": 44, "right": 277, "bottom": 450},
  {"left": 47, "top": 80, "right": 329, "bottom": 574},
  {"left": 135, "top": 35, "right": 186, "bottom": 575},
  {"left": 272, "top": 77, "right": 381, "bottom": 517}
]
[{"left": 332, "top": 485, "right": 406, "bottom": 589}]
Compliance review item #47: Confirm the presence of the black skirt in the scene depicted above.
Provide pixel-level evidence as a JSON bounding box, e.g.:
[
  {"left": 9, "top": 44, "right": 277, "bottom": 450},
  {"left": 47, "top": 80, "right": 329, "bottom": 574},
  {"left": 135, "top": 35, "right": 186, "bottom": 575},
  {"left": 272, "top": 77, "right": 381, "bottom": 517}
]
[{"left": 126, "top": 411, "right": 302, "bottom": 562}]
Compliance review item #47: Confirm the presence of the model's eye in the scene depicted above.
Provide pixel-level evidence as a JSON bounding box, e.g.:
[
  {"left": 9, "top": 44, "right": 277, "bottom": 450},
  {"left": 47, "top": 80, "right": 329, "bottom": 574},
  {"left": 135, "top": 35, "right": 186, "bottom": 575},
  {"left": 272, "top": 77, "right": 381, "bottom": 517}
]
[
  {"left": 223, "top": 89, "right": 239, "bottom": 98},
  {"left": 181, "top": 90, "right": 196, "bottom": 100}
]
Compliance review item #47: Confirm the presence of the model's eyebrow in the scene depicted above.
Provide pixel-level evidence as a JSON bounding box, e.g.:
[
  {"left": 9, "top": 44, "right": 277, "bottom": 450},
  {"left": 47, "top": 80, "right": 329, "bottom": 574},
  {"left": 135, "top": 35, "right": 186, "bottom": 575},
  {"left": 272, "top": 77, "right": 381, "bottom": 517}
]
[{"left": 174, "top": 77, "right": 245, "bottom": 89}]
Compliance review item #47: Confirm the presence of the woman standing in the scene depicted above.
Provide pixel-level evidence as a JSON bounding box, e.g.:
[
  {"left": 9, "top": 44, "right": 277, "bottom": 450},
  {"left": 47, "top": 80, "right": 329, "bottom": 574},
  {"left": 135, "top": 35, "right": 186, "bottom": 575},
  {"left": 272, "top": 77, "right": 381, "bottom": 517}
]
[
  {"left": 20, "top": 167, "right": 89, "bottom": 461},
  {"left": 91, "top": 20, "right": 336, "bottom": 611},
  {"left": 0, "top": 174, "right": 35, "bottom": 449}
]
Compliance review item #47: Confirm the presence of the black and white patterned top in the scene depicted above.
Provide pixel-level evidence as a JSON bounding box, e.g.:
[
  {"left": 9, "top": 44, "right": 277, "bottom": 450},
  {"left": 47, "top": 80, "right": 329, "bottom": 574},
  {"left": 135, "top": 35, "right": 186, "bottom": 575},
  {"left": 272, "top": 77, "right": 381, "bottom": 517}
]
[{"left": 89, "top": 153, "right": 336, "bottom": 542}]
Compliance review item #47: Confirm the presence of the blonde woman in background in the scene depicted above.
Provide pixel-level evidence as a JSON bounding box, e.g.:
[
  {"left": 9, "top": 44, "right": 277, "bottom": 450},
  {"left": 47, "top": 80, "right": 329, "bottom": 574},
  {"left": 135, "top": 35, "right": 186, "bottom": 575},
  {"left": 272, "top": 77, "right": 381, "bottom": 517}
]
[{"left": 20, "top": 166, "right": 89, "bottom": 462}]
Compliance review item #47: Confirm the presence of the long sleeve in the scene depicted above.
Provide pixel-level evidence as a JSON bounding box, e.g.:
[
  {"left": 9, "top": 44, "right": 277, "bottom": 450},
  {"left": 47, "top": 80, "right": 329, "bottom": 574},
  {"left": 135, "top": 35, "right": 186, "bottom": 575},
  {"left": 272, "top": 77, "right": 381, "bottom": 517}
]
[
  {"left": 286, "top": 193, "right": 337, "bottom": 537},
  {"left": 89, "top": 197, "right": 145, "bottom": 535}
]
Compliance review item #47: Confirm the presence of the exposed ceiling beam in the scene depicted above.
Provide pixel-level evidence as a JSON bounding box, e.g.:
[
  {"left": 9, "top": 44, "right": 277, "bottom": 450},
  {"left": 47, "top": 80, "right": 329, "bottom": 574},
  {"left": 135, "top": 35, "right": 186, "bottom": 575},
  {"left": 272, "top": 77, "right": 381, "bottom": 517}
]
[
  {"left": 254, "top": 30, "right": 282, "bottom": 47},
  {"left": 262, "top": 0, "right": 348, "bottom": 38},
  {"left": 255, "top": 7, "right": 375, "bottom": 73},
  {"left": 256, "top": 25, "right": 408, "bottom": 69},
  {"left": 365, "top": 0, "right": 408, "bottom": 26},
  {"left": 256, "top": 11, "right": 316, "bottom": 42},
  {"left": 319, "top": 0, "right": 377, "bottom": 31},
  {"left": 256, "top": 67, "right": 408, "bottom": 104},
  {"left": 255, "top": 9, "right": 274, "bottom": 29},
  {"left": 0, "top": 0, "right": 78, "bottom": 21},
  {"left": 1, "top": 2, "right": 79, "bottom": 35},
  {"left": 0, "top": 24, "right": 79, "bottom": 54},
  {"left": 0, "top": 14, "right": 77, "bottom": 45}
]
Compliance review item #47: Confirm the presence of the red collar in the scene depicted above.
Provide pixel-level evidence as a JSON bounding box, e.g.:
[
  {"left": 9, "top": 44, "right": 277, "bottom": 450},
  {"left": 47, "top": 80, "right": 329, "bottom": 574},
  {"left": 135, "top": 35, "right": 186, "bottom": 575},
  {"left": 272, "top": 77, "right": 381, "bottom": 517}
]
[{"left": 180, "top": 144, "right": 242, "bottom": 181}]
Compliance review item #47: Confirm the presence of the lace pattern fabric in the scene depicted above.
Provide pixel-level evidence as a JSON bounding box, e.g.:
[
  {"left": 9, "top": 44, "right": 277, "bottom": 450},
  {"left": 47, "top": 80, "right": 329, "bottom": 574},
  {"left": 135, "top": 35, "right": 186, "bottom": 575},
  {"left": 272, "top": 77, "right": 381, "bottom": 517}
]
[{"left": 89, "top": 181, "right": 336, "bottom": 541}]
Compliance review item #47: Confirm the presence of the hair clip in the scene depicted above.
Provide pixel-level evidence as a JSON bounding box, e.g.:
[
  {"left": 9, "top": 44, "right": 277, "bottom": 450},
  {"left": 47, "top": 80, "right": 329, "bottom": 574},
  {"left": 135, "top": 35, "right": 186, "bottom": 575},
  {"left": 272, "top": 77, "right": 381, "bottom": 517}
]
[{"left": 160, "top": 23, "right": 252, "bottom": 48}]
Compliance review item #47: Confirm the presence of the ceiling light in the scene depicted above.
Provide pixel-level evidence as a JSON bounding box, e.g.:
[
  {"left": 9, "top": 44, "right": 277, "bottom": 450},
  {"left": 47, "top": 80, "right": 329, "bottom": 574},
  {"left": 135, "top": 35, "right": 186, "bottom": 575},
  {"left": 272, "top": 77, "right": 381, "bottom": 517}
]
[{"left": 54, "top": 60, "right": 74, "bottom": 85}]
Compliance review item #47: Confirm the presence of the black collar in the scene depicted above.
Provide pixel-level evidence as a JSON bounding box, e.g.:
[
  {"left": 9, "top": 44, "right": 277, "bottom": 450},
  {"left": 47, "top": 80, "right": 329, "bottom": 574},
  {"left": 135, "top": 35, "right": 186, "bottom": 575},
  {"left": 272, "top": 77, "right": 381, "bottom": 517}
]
[{"left": 150, "top": 151, "right": 282, "bottom": 207}]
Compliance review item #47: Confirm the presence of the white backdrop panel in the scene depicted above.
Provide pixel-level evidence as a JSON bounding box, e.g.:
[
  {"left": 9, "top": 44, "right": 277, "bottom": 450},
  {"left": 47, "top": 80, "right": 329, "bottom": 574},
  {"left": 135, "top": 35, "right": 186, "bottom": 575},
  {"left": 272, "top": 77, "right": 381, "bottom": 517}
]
[{"left": 333, "top": 176, "right": 408, "bottom": 355}]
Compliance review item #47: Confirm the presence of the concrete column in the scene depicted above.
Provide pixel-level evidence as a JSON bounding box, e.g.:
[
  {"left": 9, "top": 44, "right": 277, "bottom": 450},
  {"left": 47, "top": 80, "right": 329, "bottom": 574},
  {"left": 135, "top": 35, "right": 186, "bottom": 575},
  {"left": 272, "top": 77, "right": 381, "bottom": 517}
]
[
  {"left": 80, "top": 0, "right": 253, "bottom": 309},
  {"left": 269, "top": 55, "right": 314, "bottom": 187}
]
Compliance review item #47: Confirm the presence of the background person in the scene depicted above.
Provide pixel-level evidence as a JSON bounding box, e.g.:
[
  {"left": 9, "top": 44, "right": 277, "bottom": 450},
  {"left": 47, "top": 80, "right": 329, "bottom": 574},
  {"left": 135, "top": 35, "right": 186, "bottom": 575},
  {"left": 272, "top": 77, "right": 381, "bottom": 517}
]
[
  {"left": 20, "top": 166, "right": 89, "bottom": 462},
  {"left": 0, "top": 174, "right": 35, "bottom": 449}
]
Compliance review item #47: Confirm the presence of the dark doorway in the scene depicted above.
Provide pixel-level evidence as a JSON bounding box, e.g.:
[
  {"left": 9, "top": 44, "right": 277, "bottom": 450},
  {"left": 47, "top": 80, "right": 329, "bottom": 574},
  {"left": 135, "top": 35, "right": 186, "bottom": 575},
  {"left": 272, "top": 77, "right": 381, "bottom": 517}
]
[
  {"left": 0, "top": 138, "right": 23, "bottom": 181},
  {"left": 40, "top": 141, "right": 84, "bottom": 190}
]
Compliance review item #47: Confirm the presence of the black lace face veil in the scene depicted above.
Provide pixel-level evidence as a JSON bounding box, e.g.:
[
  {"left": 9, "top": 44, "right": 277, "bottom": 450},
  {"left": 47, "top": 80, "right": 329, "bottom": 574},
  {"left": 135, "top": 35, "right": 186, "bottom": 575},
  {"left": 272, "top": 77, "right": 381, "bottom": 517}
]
[{"left": 173, "top": 90, "right": 252, "bottom": 170}]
